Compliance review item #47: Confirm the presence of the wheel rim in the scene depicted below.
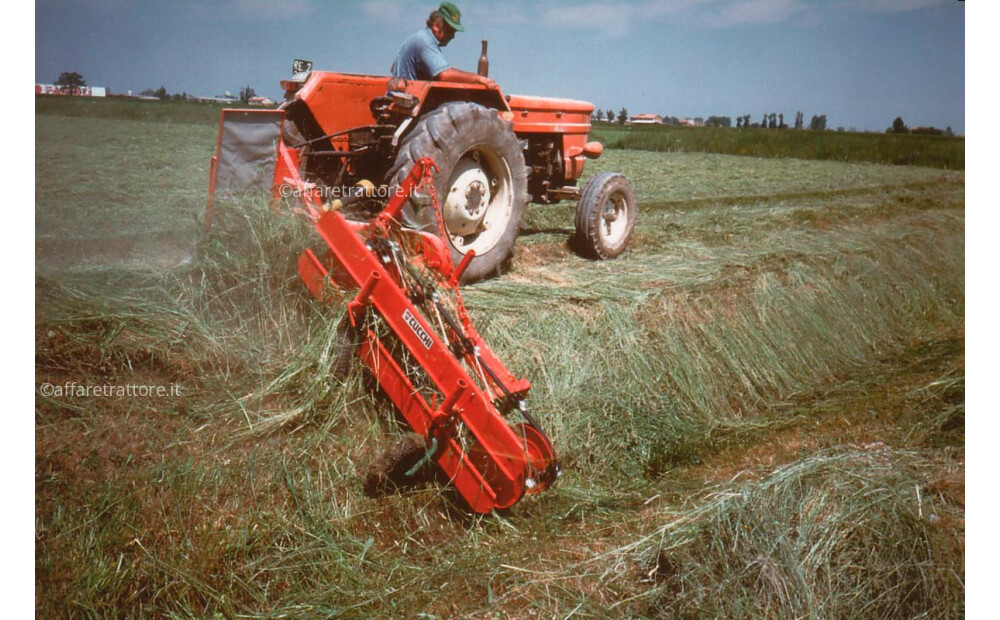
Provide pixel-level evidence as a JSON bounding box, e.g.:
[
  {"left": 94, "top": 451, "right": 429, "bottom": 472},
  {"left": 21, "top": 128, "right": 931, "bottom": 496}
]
[
  {"left": 598, "top": 192, "right": 631, "bottom": 248},
  {"left": 515, "top": 423, "right": 557, "bottom": 496},
  {"left": 441, "top": 145, "right": 514, "bottom": 256}
]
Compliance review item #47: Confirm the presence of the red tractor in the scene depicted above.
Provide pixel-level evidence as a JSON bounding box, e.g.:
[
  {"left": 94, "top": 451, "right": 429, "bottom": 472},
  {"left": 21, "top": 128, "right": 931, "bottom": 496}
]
[{"left": 210, "top": 59, "right": 637, "bottom": 282}]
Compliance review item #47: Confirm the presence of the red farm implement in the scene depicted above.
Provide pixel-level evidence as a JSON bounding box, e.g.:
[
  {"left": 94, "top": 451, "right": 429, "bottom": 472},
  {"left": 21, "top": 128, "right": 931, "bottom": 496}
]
[{"left": 297, "top": 158, "right": 558, "bottom": 512}]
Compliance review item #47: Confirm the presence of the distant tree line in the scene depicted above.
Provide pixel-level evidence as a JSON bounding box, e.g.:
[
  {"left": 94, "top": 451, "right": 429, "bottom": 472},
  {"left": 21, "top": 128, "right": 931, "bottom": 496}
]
[
  {"left": 138, "top": 86, "right": 191, "bottom": 101},
  {"left": 733, "top": 112, "right": 822, "bottom": 130},
  {"left": 133, "top": 84, "right": 262, "bottom": 103},
  {"left": 592, "top": 107, "right": 828, "bottom": 130},
  {"left": 590, "top": 108, "right": 956, "bottom": 136},
  {"left": 593, "top": 108, "right": 631, "bottom": 124},
  {"left": 887, "top": 117, "right": 954, "bottom": 136},
  {"left": 239, "top": 85, "right": 257, "bottom": 103}
]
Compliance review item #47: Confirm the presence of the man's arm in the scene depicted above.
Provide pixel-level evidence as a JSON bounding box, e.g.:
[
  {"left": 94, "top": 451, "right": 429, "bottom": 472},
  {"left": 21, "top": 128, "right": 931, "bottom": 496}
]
[{"left": 433, "top": 67, "right": 496, "bottom": 89}]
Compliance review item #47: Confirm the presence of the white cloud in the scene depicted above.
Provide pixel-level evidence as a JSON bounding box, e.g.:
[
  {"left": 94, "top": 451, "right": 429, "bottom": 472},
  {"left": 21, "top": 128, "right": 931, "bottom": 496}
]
[
  {"left": 228, "top": 0, "right": 316, "bottom": 20},
  {"left": 464, "top": 3, "right": 531, "bottom": 26},
  {"left": 542, "top": 3, "right": 633, "bottom": 37},
  {"left": 540, "top": 0, "right": 711, "bottom": 37},
  {"left": 483, "top": 0, "right": 950, "bottom": 37},
  {"left": 844, "top": 0, "right": 950, "bottom": 14},
  {"left": 361, "top": 0, "right": 407, "bottom": 22},
  {"left": 711, "top": 0, "right": 808, "bottom": 26},
  {"left": 186, "top": 0, "right": 318, "bottom": 22}
]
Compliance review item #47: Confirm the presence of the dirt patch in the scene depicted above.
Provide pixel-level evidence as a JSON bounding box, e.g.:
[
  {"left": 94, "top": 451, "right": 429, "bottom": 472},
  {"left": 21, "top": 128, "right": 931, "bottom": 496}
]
[{"left": 513, "top": 240, "right": 572, "bottom": 269}]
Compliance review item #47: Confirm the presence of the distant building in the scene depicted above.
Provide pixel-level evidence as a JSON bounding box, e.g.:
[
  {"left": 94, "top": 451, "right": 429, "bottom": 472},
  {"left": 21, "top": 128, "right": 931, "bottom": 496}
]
[
  {"left": 678, "top": 118, "right": 703, "bottom": 127},
  {"left": 36, "top": 84, "right": 106, "bottom": 97},
  {"left": 189, "top": 95, "right": 239, "bottom": 104},
  {"left": 248, "top": 96, "right": 275, "bottom": 107},
  {"left": 630, "top": 114, "right": 662, "bottom": 124}
]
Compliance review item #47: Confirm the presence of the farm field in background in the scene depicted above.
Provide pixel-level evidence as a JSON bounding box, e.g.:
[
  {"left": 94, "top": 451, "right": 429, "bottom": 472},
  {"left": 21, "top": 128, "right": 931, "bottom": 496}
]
[
  {"left": 592, "top": 122, "right": 965, "bottom": 170},
  {"left": 36, "top": 97, "right": 964, "bottom": 618}
]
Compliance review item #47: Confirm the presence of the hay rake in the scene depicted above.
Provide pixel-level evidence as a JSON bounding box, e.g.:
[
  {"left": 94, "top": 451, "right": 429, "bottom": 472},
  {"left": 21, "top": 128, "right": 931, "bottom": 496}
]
[{"left": 297, "top": 158, "right": 558, "bottom": 513}]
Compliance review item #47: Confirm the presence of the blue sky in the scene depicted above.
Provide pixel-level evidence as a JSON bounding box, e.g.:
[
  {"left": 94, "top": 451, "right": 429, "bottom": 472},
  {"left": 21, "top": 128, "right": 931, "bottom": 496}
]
[{"left": 36, "top": 0, "right": 964, "bottom": 132}]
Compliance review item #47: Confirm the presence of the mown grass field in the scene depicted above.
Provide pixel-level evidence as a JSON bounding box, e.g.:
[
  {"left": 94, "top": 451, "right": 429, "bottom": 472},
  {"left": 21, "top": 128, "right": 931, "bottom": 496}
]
[{"left": 36, "top": 98, "right": 964, "bottom": 618}]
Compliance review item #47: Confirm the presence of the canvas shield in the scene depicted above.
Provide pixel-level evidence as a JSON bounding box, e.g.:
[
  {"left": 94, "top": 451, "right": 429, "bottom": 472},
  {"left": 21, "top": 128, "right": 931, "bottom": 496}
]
[{"left": 212, "top": 109, "right": 285, "bottom": 194}]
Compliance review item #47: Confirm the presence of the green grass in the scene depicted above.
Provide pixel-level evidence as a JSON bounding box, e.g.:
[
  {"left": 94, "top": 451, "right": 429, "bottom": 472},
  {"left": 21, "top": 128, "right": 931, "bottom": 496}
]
[
  {"left": 35, "top": 112, "right": 216, "bottom": 273},
  {"left": 35, "top": 102, "right": 964, "bottom": 617},
  {"left": 36, "top": 94, "right": 234, "bottom": 125},
  {"left": 592, "top": 123, "right": 965, "bottom": 170}
]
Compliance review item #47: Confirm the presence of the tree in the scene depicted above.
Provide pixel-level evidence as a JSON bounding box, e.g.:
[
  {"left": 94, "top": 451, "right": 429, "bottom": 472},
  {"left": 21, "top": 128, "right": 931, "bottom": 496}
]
[
  {"left": 706, "top": 116, "right": 731, "bottom": 128},
  {"left": 240, "top": 84, "right": 257, "bottom": 103},
  {"left": 154, "top": 86, "right": 168, "bottom": 99},
  {"left": 618, "top": 107, "right": 628, "bottom": 125},
  {"left": 606, "top": 109, "right": 615, "bottom": 124},
  {"left": 594, "top": 108, "right": 604, "bottom": 122},
  {"left": 55, "top": 71, "right": 86, "bottom": 96},
  {"left": 795, "top": 111, "right": 804, "bottom": 130},
  {"left": 888, "top": 116, "right": 909, "bottom": 134},
  {"left": 809, "top": 114, "right": 827, "bottom": 131}
]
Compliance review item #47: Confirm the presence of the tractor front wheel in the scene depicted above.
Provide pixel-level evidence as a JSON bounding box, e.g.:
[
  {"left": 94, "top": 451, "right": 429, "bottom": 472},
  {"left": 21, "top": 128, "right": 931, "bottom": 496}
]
[
  {"left": 574, "top": 172, "right": 637, "bottom": 259},
  {"left": 388, "top": 102, "right": 529, "bottom": 283}
]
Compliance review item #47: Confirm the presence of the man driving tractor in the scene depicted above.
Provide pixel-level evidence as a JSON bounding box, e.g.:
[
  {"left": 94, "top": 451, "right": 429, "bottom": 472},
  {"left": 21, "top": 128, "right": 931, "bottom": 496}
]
[{"left": 392, "top": 2, "right": 495, "bottom": 89}]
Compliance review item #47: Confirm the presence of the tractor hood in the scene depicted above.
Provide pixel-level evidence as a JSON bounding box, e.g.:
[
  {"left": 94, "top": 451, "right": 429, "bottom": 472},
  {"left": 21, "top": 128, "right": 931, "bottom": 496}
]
[{"left": 505, "top": 94, "right": 594, "bottom": 136}]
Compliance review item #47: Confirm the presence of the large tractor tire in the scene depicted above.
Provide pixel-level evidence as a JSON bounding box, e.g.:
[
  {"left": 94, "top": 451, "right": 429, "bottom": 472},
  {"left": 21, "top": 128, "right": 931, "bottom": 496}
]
[{"left": 388, "top": 102, "right": 530, "bottom": 283}]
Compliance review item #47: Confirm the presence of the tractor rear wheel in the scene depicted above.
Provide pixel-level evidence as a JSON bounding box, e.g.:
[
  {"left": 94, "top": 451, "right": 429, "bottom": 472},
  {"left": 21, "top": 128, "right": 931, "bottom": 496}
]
[
  {"left": 574, "top": 172, "right": 637, "bottom": 259},
  {"left": 388, "top": 102, "right": 529, "bottom": 283}
]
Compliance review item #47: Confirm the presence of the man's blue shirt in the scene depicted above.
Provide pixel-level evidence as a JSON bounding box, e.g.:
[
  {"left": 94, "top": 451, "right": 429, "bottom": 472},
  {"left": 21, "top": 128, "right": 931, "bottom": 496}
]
[{"left": 392, "top": 27, "right": 450, "bottom": 81}]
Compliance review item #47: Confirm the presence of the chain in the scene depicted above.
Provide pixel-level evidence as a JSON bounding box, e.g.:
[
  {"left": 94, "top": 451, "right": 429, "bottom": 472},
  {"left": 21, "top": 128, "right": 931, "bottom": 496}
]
[
  {"left": 417, "top": 160, "right": 449, "bottom": 241},
  {"left": 414, "top": 161, "right": 479, "bottom": 331}
]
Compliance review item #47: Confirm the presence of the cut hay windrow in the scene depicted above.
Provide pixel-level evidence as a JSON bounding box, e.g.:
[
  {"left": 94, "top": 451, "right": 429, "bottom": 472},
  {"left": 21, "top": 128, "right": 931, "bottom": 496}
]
[
  {"left": 37, "top": 167, "right": 964, "bottom": 469},
  {"left": 473, "top": 201, "right": 962, "bottom": 476},
  {"left": 600, "top": 447, "right": 964, "bottom": 619}
]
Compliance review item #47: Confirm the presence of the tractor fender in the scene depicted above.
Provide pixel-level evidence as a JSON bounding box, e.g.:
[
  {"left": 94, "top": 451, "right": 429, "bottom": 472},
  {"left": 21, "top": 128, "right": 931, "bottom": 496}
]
[{"left": 392, "top": 79, "right": 510, "bottom": 120}]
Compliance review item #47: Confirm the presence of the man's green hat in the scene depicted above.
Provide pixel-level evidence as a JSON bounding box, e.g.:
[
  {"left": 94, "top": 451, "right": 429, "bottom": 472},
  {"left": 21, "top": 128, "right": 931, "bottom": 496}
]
[{"left": 438, "top": 2, "right": 465, "bottom": 32}]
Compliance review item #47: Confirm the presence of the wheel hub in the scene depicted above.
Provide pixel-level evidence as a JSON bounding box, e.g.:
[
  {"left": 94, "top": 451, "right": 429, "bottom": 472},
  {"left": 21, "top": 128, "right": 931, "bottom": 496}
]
[
  {"left": 601, "top": 196, "right": 628, "bottom": 240},
  {"left": 602, "top": 204, "right": 620, "bottom": 223},
  {"left": 443, "top": 158, "right": 492, "bottom": 237},
  {"left": 465, "top": 181, "right": 485, "bottom": 216}
]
